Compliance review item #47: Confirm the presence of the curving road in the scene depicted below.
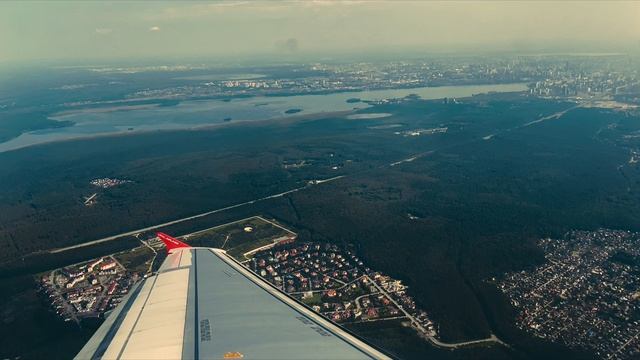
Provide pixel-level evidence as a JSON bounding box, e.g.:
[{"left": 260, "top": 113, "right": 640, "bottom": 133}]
[{"left": 365, "top": 274, "right": 509, "bottom": 349}]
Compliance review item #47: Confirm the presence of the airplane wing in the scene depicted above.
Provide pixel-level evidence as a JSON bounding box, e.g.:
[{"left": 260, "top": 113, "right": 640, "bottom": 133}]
[{"left": 75, "top": 233, "right": 390, "bottom": 360}]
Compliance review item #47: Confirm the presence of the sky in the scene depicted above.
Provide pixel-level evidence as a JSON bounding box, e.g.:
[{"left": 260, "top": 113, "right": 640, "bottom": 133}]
[{"left": 1, "top": 1, "right": 639, "bottom": 63}]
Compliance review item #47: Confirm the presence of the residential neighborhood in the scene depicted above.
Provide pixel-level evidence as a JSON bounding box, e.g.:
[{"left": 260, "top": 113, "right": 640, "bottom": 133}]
[
  {"left": 38, "top": 256, "right": 139, "bottom": 323},
  {"left": 248, "top": 241, "right": 437, "bottom": 338},
  {"left": 497, "top": 229, "right": 640, "bottom": 359}
]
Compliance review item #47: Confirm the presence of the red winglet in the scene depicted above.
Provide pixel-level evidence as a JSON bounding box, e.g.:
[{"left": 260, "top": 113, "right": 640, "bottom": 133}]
[{"left": 157, "top": 232, "right": 190, "bottom": 253}]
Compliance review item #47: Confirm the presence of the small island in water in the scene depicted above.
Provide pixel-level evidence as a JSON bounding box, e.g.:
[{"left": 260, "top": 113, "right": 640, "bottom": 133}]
[{"left": 285, "top": 108, "right": 302, "bottom": 114}]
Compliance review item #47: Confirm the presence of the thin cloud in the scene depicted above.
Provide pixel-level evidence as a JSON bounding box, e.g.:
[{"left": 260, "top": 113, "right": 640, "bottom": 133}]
[
  {"left": 147, "top": 1, "right": 367, "bottom": 23},
  {"left": 305, "top": 0, "right": 368, "bottom": 6},
  {"left": 149, "top": 26, "right": 161, "bottom": 32},
  {"left": 148, "top": 1, "right": 272, "bottom": 20},
  {"left": 211, "top": 1, "right": 249, "bottom": 7},
  {"left": 95, "top": 28, "right": 113, "bottom": 35}
]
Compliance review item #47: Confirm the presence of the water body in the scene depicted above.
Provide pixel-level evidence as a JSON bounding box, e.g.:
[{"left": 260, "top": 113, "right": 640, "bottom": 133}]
[
  {"left": 0, "top": 83, "right": 527, "bottom": 152},
  {"left": 173, "top": 73, "right": 267, "bottom": 81},
  {"left": 346, "top": 113, "right": 393, "bottom": 120}
]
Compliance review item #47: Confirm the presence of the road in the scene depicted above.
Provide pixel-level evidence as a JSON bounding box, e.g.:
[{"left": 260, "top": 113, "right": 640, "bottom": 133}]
[
  {"left": 135, "top": 235, "right": 157, "bottom": 275},
  {"left": 46, "top": 134, "right": 497, "bottom": 256},
  {"left": 608, "top": 329, "right": 640, "bottom": 359},
  {"left": 221, "top": 234, "right": 231, "bottom": 249},
  {"left": 365, "top": 274, "right": 508, "bottom": 349},
  {"left": 354, "top": 293, "right": 377, "bottom": 312},
  {"left": 83, "top": 193, "right": 98, "bottom": 205},
  {"left": 47, "top": 269, "right": 79, "bottom": 323},
  {"left": 364, "top": 275, "right": 427, "bottom": 332},
  {"left": 43, "top": 124, "right": 530, "bottom": 349},
  {"left": 49, "top": 183, "right": 321, "bottom": 254},
  {"left": 483, "top": 105, "right": 579, "bottom": 141},
  {"left": 520, "top": 105, "right": 579, "bottom": 128},
  {"left": 241, "top": 235, "right": 294, "bottom": 258},
  {"left": 255, "top": 215, "right": 297, "bottom": 235}
]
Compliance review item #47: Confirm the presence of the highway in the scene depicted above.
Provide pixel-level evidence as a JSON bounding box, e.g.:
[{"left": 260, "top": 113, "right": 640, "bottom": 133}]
[
  {"left": 49, "top": 142, "right": 460, "bottom": 256},
  {"left": 483, "top": 105, "right": 578, "bottom": 142},
  {"left": 46, "top": 147, "right": 511, "bottom": 351},
  {"left": 49, "top": 180, "right": 335, "bottom": 254}
]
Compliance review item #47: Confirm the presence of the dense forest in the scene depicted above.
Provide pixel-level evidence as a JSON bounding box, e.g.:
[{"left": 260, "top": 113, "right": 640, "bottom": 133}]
[{"left": 1, "top": 93, "right": 638, "bottom": 359}]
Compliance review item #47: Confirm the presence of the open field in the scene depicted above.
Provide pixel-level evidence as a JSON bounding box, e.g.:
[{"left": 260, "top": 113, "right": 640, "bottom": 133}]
[{"left": 183, "top": 216, "right": 296, "bottom": 260}]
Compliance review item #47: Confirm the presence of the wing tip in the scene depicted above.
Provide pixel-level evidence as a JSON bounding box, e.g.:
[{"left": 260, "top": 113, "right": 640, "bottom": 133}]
[{"left": 156, "top": 232, "right": 190, "bottom": 253}]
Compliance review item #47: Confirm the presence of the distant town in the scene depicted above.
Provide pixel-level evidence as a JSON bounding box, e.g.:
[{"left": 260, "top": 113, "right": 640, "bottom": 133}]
[
  {"left": 83, "top": 178, "right": 133, "bottom": 206},
  {"left": 496, "top": 229, "right": 640, "bottom": 359},
  {"left": 62, "top": 55, "right": 640, "bottom": 108},
  {"left": 89, "top": 177, "right": 133, "bottom": 189}
]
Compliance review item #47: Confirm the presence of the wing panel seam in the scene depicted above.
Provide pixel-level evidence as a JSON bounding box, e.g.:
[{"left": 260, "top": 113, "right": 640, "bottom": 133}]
[{"left": 115, "top": 274, "right": 160, "bottom": 359}]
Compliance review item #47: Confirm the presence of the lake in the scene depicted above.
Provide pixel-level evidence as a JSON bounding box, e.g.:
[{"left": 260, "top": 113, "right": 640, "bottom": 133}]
[{"left": 0, "top": 83, "right": 527, "bottom": 152}]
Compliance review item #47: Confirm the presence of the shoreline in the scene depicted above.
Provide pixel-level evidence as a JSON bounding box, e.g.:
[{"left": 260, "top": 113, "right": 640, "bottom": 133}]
[
  {"left": 0, "top": 82, "right": 530, "bottom": 154},
  {"left": 0, "top": 109, "right": 355, "bottom": 154}
]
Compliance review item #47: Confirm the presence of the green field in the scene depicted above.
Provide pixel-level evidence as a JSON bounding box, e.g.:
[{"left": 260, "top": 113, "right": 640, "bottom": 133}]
[{"left": 183, "top": 216, "right": 294, "bottom": 260}]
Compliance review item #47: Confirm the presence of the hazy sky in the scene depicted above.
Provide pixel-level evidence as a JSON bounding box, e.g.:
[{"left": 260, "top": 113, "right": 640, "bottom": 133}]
[{"left": 1, "top": 1, "right": 639, "bottom": 63}]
